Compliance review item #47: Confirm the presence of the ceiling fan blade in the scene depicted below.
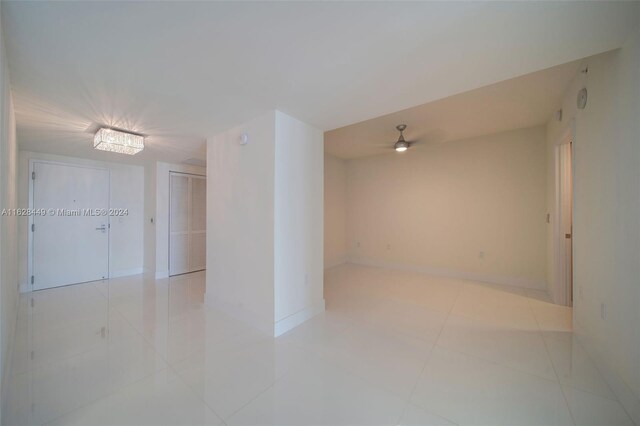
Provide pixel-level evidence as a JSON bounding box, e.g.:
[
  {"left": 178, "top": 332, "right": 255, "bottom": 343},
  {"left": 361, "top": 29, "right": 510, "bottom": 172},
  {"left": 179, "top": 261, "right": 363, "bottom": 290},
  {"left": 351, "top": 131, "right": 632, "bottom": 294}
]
[{"left": 412, "top": 129, "right": 447, "bottom": 144}]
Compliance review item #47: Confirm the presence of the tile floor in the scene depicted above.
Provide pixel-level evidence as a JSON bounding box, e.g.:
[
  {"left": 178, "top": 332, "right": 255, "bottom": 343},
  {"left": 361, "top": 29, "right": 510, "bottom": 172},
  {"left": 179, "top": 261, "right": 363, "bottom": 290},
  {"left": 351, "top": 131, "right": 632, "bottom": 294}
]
[{"left": 2, "top": 264, "right": 634, "bottom": 425}]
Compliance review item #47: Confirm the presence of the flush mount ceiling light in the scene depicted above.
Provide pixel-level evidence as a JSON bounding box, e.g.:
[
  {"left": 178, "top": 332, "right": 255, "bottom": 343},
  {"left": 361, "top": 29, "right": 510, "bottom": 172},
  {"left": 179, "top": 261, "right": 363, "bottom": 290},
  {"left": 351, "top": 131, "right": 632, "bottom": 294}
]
[
  {"left": 394, "top": 124, "right": 410, "bottom": 152},
  {"left": 94, "top": 127, "right": 144, "bottom": 155}
]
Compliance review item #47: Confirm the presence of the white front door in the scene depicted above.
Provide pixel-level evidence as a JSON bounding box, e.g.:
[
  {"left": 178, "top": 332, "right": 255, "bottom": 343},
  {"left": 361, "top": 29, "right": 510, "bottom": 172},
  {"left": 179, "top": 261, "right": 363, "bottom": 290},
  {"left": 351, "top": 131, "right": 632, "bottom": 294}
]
[{"left": 32, "top": 162, "right": 110, "bottom": 290}]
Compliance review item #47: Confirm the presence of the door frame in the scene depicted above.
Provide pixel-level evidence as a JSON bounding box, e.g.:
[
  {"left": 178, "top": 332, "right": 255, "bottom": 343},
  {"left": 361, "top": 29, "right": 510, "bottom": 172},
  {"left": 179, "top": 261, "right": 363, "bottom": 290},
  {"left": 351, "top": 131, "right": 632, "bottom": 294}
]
[
  {"left": 168, "top": 171, "right": 206, "bottom": 276},
  {"left": 28, "top": 159, "right": 111, "bottom": 291},
  {"left": 552, "top": 123, "right": 575, "bottom": 306}
]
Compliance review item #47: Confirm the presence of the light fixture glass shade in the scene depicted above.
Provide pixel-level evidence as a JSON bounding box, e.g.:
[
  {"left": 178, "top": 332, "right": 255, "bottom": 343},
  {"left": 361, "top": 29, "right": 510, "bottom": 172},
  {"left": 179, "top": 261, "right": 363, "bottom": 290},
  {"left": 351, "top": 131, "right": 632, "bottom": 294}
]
[
  {"left": 394, "top": 140, "right": 409, "bottom": 152},
  {"left": 94, "top": 128, "right": 144, "bottom": 155}
]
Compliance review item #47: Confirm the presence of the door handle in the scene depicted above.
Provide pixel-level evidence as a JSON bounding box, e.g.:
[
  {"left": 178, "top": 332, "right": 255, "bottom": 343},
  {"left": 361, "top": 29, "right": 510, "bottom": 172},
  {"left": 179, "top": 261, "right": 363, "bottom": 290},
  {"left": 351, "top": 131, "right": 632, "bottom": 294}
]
[{"left": 95, "top": 225, "right": 107, "bottom": 233}]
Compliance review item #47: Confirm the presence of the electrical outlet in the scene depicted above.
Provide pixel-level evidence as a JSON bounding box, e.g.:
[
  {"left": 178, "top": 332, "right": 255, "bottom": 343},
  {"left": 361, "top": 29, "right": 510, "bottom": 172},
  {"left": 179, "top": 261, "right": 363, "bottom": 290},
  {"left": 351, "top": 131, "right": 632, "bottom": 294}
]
[
  {"left": 479, "top": 251, "right": 485, "bottom": 259},
  {"left": 386, "top": 243, "right": 391, "bottom": 250},
  {"left": 356, "top": 241, "right": 361, "bottom": 248},
  {"left": 600, "top": 303, "right": 606, "bottom": 320}
]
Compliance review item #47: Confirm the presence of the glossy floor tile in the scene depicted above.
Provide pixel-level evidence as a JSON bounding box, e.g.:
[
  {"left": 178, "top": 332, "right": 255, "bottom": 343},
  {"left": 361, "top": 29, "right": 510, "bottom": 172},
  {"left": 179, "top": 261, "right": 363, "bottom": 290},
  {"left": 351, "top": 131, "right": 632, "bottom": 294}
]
[
  {"left": 411, "top": 347, "right": 574, "bottom": 426},
  {"left": 562, "top": 385, "right": 635, "bottom": 426},
  {"left": 436, "top": 313, "right": 557, "bottom": 381},
  {"left": 225, "top": 353, "right": 407, "bottom": 426},
  {"left": 47, "top": 370, "right": 223, "bottom": 426},
  {"left": 2, "top": 265, "right": 633, "bottom": 426},
  {"left": 397, "top": 403, "right": 456, "bottom": 426}
]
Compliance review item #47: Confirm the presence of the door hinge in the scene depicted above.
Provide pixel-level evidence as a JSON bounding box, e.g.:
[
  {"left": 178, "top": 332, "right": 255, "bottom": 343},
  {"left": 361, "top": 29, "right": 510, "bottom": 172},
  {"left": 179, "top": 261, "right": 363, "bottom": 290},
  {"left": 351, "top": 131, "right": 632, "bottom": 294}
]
[
  {"left": 32, "top": 171, "right": 36, "bottom": 180},
  {"left": 31, "top": 275, "right": 34, "bottom": 285},
  {"left": 31, "top": 223, "right": 35, "bottom": 232},
  {"left": 30, "top": 298, "right": 34, "bottom": 308}
]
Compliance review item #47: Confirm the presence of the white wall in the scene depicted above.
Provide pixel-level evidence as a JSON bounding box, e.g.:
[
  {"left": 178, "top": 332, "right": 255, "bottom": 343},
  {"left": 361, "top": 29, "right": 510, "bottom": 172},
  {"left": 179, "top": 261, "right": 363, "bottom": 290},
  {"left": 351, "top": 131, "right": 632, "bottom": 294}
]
[
  {"left": 0, "top": 4, "right": 18, "bottom": 416},
  {"left": 324, "top": 154, "right": 347, "bottom": 269},
  {"left": 346, "top": 126, "right": 548, "bottom": 289},
  {"left": 546, "top": 27, "right": 640, "bottom": 422},
  {"left": 207, "top": 111, "right": 276, "bottom": 333},
  {"left": 206, "top": 110, "right": 324, "bottom": 336},
  {"left": 109, "top": 163, "right": 145, "bottom": 277},
  {"left": 274, "top": 111, "right": 324, "bottom": 335},
  {"left": 152, "top": 161, "right": 205, "bottom": 279},
  {"left": 17, "top": 152, "right": 145, "bottom": 286},
  {"left": 143, "top": 161, "right": 157, "bottom": 275}
]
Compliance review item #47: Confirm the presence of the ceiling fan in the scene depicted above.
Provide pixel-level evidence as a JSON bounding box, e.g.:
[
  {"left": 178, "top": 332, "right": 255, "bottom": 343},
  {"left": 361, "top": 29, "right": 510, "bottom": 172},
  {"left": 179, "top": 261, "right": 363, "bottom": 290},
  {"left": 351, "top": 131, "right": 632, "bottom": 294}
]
[
  {"left": 393, "top": 124, "right": 411, "bottom": 152},
  {"left": 372, "top": 124, "right": 445, "bottom": 153}
]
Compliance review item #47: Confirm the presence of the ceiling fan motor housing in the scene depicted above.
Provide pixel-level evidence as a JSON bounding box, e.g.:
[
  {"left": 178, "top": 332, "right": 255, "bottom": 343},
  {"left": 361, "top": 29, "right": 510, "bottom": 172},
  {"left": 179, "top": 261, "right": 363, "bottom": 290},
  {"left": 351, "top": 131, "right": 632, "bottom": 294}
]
[{"left": 394, "top": 124, "right": 409, "bottom": 151}]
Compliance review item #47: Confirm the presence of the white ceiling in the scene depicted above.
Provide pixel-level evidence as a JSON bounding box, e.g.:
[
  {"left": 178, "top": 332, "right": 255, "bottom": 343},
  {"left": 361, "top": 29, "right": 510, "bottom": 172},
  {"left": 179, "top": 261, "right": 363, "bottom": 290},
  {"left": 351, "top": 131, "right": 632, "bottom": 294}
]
[
  {"left": 325, "top": 58, "right": 583, "bottom": 159},
  {"left": 2, "top": 1, "right": 638, "bottom": 164}
]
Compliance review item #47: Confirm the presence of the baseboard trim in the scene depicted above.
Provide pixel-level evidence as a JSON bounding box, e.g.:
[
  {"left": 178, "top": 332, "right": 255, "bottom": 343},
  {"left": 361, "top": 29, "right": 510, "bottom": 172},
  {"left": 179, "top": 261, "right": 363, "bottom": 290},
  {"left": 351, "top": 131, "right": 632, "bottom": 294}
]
[
  {"left": 110, "top": 267, "right": 144, "bottom": 278},
  {"left": 204, "top": 293, "right": 325, "bottom": 337},
  {"left": 274, "top": 299, "right": 325, "bottom": 337},
  {"left": 324, "top": 256, "right": 348, "bottom": 270},
  {"left": 348, "top": 257, "right": 546, "bottom": 290}
]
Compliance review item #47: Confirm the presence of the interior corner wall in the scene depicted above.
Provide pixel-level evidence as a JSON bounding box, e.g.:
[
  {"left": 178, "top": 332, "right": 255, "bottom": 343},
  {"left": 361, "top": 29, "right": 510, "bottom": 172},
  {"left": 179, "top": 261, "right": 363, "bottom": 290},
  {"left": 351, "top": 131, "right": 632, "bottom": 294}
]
[
  {"left": 206, "top": 111, "right": 277, "bottom": 334},
  {"left": 546, "top": 27, "right": 640, "bottom": 422},
  {"left": 324, "top": 154, "right": 347, "bottom": 269},
  {"left": 206, "top": 110, "right": 324, "bottom": 336},
  {"left": 346, "top": 126, "right": 548, "bottom": 289},
  {"left": 153, "top": 161, "right": 206, "bottom": 279},
  {"left": 0, "top": 6, "right": 18, "bottom": 415},
  {"left": 273, "top": 111, "right": 324, "bottom": 336}
]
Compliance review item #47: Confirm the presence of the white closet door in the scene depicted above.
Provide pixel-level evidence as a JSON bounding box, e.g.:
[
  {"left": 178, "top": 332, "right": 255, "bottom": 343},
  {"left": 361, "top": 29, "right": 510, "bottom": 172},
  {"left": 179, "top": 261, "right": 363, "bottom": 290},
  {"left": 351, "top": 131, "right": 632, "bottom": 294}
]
[
  {"left": 169, "top": 172, "right": 206, "bottom": 276},
  {"left": 169, "top": 174, "right": 189, "bottom": 275},
  {"left": 190, "top": 176, "right": 206, "bottom": 271}
]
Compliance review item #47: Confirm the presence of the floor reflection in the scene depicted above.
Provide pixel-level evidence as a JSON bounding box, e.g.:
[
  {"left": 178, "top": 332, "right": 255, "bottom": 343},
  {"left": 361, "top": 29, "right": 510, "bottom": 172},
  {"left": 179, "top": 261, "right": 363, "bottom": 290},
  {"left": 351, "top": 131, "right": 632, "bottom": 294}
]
[{"left": 3, "top": 266, "right": 633, "bottom": 426}]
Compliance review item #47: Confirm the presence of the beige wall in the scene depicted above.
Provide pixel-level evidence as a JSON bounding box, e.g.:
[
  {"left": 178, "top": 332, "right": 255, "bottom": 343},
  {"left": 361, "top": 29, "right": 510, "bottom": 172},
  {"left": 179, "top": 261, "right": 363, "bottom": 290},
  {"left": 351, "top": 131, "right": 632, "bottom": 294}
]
[
  {"left": 324, "top": 154, "right": 347, "bottom": 268},
  {"left": 547, "top": 28, "right": 640, "bottom": 420},
  {"left": 345, "top": 126, "right": 548, "bottom": 289}
]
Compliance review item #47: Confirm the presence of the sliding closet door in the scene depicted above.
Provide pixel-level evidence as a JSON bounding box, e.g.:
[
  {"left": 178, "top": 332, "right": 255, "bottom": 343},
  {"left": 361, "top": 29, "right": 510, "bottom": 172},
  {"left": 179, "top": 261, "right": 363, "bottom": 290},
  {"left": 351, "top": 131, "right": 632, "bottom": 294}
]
[
  {"left": 169, "top": 174, "right": 189, "bottom": 275},
  {"left": 190, "top": 177, "right": 206, "bottom": 271},
  {"left": 169, "top": 172, "right": 206, "bottom": 276}
]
